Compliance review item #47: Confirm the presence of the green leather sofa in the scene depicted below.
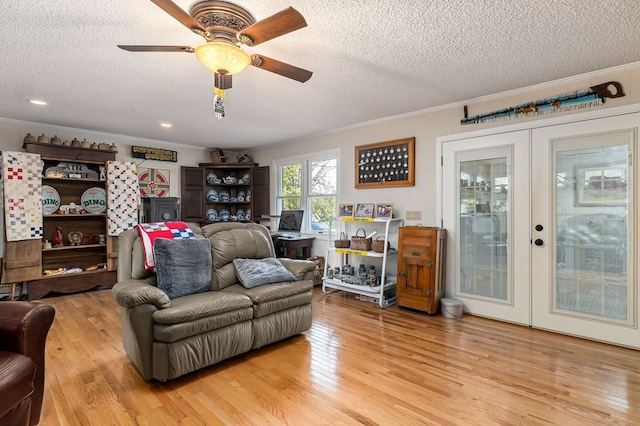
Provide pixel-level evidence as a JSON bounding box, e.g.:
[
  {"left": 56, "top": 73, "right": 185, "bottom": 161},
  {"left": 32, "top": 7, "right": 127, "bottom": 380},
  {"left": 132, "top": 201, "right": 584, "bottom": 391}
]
[{"left": 112, "top": 222, "right": 315, "bottom": 381}]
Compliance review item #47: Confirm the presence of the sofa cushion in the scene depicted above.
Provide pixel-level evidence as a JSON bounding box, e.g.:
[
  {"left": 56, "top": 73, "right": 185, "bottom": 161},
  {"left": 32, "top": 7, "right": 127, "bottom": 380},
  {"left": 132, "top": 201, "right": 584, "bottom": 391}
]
[
  {"left": 153, "top": 292, "right": 253, "bottom": 342},
  {"left": 222, "top": 280, "right": 314, "bottom": 317},
  {"left": 154, "top": 238, "right": 212, "bottom": 299},
  {"left": 202, "top": 222, "right": 275, "bottom": 290},
  {"left": 233, "top": 258, "right": 297, "bottom": 288},
  {"left": 152, "top": 291, "right": 252, "bottom": 324},
  {"left": 0, "top": 351, "right": 36, "bottom": 419}
]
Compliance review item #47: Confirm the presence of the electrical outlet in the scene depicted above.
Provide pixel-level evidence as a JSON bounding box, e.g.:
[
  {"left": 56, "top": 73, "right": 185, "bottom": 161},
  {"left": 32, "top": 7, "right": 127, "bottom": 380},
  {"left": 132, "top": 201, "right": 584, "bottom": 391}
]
[{"left": 406, "top": 210, "right": 422, "bottom": 220}]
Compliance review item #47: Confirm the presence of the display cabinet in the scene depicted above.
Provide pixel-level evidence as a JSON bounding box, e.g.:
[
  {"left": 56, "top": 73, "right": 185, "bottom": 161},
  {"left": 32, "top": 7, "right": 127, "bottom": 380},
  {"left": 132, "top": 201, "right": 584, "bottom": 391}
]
[
  {"left": 180, "top": 163, "right": 269, "bottom": 223},
  {"left": 22, "top": 143, "right": 117, "bottom": 300},
  {"left": 322, "top": 217, "right": 403, "bottom": 307}
]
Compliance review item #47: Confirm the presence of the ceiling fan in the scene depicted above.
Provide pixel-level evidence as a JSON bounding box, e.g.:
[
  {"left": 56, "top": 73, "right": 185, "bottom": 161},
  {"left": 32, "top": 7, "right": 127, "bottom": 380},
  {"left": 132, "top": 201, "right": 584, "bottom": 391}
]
[{"left": 118, "top": 0, "right": 313, "bottom": 91}]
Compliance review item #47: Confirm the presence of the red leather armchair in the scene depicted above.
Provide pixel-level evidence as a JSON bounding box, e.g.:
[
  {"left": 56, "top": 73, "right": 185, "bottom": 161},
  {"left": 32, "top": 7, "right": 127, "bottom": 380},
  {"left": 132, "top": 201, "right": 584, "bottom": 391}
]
[{"left": 0, "top": 302, "right": 55, "bottom": 426}]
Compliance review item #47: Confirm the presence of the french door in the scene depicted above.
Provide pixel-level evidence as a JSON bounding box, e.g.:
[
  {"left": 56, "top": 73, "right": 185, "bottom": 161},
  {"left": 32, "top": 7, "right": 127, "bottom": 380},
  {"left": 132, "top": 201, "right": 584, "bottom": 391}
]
[
  {"left": 531, "top": 114, "right": 639, "bottom": 346},
  {"left": 442, "top": 130, "right": 531, "bottom": 325},
  {"left": 442, "top": 112, "right": 640, "bottom": 348}
]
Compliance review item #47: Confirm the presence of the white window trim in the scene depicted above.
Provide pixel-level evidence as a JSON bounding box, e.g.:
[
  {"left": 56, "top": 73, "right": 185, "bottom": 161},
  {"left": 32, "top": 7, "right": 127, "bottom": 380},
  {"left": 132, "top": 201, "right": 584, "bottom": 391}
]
[{"left": 272, "top": 148, "right": 340, "bottom": 237}]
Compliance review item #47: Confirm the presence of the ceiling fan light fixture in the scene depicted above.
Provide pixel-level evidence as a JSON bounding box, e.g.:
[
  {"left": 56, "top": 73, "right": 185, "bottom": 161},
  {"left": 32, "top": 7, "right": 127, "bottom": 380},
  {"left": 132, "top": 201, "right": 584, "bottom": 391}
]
[{"left": 194, "top": 41, "right": 251, "bottom": 75}]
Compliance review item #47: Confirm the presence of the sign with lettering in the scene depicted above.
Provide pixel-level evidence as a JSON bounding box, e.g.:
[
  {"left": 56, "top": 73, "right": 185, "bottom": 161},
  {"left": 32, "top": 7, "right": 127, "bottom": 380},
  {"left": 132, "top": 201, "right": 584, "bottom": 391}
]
[{"left": 131, "top": 146, "right": 178, "bottom": 162}]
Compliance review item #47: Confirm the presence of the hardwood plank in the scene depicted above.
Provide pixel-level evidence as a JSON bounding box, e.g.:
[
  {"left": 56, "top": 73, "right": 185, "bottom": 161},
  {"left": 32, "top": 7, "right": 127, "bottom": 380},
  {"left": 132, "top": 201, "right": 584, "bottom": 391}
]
[{"left": 37, "top": 287, "right": 640, "bottom": 425}]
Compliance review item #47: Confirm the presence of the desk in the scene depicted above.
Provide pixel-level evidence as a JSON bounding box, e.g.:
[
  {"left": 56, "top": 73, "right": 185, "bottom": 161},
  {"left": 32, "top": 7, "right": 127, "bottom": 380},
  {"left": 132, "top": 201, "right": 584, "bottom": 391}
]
[{"left": 278, "top": 236, "right": 315, "bottom": 259}]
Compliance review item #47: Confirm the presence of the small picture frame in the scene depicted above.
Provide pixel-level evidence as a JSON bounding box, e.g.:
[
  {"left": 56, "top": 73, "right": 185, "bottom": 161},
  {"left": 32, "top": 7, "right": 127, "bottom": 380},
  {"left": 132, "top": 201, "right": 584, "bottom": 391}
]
[
  {"left": 354, "top": 203, "right": 375, "bottom": 219},
  {"left": 375, "top": 203, "right": 393, "bottom": 218},
  {"left": 338, "top": 203, "right": 355, "bottom": 218}
]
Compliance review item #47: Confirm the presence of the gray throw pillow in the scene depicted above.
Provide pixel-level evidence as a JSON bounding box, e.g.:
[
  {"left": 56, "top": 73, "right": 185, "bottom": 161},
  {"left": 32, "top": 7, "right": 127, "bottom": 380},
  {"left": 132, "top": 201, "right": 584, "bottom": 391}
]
[
  {"left": 154, "top": 238, "right": 212, "bottom": 299},
  {"left": 233, "top": 258, "right": 297, "bottom": 288}
]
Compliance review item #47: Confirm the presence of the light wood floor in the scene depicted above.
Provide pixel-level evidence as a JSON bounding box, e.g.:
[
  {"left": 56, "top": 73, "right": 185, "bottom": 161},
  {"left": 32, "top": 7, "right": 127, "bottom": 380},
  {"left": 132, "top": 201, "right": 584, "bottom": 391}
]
[{"left": 37, "top": 287, "right": 640, "bottom": 425}]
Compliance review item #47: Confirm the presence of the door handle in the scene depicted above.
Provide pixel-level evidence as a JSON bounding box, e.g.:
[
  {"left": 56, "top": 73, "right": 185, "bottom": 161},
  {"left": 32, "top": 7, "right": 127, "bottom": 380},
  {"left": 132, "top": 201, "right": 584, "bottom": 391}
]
[{"left": 534, "top": 239, "right": 544, "bottom": 246}]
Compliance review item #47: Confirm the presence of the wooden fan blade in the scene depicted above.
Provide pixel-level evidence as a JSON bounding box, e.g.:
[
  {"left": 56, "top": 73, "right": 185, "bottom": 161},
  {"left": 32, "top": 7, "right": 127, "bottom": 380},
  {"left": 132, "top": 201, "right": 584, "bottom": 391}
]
[
  {"left": 118, "top": 45, "right": 194, "bottom": 53},
  {"left": 150, "top": 0, "right": 209, "bottom": 37},
  {"left": 215, "top": 73, "right": 233, "bottom": 90},
  {"left": 237, "top": 7, "right": 307, "bottom": 47},
  {"left": 251, "top": 55, "right": 312, "bottom": 83}
]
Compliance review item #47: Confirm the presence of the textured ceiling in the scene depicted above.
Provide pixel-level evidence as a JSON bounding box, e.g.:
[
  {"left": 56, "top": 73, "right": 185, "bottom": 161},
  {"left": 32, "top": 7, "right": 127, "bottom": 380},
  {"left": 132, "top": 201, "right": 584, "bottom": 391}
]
[{"left": 2, "top": 1, "right": 640, "bottom": 150}]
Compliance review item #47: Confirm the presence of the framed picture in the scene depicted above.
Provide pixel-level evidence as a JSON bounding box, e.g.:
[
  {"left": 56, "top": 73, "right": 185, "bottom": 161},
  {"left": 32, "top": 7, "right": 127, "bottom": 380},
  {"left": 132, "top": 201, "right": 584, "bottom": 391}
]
[
  {"left": 576, "top": 164, "right": 627, "bottom": 206},
  {"left": 375, "top": 203, "right": 393, "bottom": 218},
  {"left": 354, "top": 203, "right": 375, "bottom": 219},
  {"left": 338, "top": 203, "right": 355, "bottom": 218},
  {"left": 355, "top": 137, "right": 415, "bottom": 188}
]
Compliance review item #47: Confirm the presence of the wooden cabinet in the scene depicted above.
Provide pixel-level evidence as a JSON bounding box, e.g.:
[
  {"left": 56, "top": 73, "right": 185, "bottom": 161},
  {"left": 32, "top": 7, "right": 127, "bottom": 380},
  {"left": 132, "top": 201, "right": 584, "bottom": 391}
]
[
  {"left": 21, "top": 143, "right": 117, "bottom": 300},
  {"left": 180, "top": 163, "right": 269, "bottom": 224},
  {"left": 397, "top": 226, "right": 446, "bottom": 314}
]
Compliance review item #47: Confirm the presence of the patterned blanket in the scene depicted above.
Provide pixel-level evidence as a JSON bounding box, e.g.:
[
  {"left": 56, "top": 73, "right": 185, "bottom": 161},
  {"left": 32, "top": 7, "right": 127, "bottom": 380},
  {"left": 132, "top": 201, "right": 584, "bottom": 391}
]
[
  {"left": 107, "top": 161, "right": 140, "bottom": 236},
  {"left": 2, "top": 151, "right": 43, "bottom": 241},
  {"left": 137, "top": 221, "right": 195, "bottom": 270}
]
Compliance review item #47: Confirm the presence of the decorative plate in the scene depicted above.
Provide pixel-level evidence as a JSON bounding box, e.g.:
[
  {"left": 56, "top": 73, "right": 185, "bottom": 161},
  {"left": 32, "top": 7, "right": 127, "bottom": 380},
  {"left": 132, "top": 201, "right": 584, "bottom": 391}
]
[
  {"left": 206, "top": 209, "right": 218, "bottom": 221},
  {"left": 237, "top": 191, "right": 245, "bottom": 201},
  {"left": 219, "top": 191, "right": 230, "bottom": 202},
  {"left": 219, "top": 209, "right": 230, "bottom": 221},
  {"left": 81, "top": 187, "right": 106, "bottom": 213},
  {"left": 206, "top": 172, "right": 220, "bottom": 184},
  {"left": 41, "top": 185, "right": 60, "bottom": 214},
  {"left": 241, "top": 173, "right": 251, "bottom": 184},
  {"left": 206, "top": 189, "right": 218, "bottom": 202},
  {"left": 236, "top": 209, "right": 245, "bottom": 221},
  {"left": 245, "top": 209, "right": 251, "bottom": 220}
]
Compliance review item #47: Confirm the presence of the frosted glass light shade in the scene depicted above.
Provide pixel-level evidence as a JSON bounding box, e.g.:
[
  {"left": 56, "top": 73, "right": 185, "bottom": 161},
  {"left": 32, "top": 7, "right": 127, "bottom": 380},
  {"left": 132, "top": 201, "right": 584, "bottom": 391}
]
[{"left": 194, "top": 42, "right": 251, "bottom": 75}]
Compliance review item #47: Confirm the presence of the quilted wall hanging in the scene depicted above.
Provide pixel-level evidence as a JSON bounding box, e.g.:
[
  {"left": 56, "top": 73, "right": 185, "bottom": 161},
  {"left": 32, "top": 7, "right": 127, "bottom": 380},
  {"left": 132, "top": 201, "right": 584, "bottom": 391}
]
[
  {"left": 107, "top": 161, "right": 140, "bottom": 236},
  {"left": 1, "top": 151, "right": 43, "bottom": 241}
]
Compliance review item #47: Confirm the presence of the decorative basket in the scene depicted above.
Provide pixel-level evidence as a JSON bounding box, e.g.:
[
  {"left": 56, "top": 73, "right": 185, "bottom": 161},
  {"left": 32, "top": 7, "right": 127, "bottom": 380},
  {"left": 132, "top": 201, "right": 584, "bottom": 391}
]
[
  {"left": 307, "top": 255, "right": 325, "bottom": 285},
  {"left": 350, "top": 228, "right": 372, "bottom": 251},
  {"left": 372, "top": 236, "right": 390, "bottom": 253},
  {"left": 334, "top": 232, "right": 350, "bottom": 248}
]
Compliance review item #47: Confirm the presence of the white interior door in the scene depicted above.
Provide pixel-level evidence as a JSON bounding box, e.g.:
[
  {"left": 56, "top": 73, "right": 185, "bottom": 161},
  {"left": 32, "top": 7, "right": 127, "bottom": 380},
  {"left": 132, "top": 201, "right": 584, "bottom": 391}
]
[
  {"left": 442, "top": 130, "right": 531, "bottom": 325},
  {"left": 531, "top": 113, "right": 640, "bottom": 347}
]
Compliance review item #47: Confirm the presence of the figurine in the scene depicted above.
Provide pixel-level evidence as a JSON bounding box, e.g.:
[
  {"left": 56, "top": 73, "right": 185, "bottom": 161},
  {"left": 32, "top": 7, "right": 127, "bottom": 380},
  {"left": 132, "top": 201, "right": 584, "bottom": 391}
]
[
  {"left": 99, "top": 165, "right": 106, "bottom": 180},
  {"left": 51, "top": 227, "right": 63, "bottom": 247},
  {"left": 86, "top": 233, "right": 97, "bottom": 244}
]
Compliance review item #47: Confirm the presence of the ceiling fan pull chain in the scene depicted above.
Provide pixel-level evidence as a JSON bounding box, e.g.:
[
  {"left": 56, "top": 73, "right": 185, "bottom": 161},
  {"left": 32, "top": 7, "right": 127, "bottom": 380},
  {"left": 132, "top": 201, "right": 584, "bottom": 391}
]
[{"left": 213, "top": 86, "right": 226, "bottom": 119}]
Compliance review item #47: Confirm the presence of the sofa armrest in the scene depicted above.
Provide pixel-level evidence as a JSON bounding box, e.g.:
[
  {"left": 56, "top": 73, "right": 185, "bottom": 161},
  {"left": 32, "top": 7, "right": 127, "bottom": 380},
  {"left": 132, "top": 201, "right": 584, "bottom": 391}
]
[
  {"left": 112, "top": 280, "right": 171, "bottom": 309},
  {"left": 278, "top": 258, "right": 316, "bottom": 281},
  {"left": 0, "top": 302, "right": 55, "bottom": 355},
  {"left": 0, "top": 302, "right": 55, "bottom": 426}
]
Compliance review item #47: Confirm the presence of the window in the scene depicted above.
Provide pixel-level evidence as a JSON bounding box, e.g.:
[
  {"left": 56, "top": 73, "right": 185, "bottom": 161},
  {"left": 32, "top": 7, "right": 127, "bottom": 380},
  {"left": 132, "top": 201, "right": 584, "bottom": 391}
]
[{"left": 275, "top": 150, "right": 338, "bottom": 235}]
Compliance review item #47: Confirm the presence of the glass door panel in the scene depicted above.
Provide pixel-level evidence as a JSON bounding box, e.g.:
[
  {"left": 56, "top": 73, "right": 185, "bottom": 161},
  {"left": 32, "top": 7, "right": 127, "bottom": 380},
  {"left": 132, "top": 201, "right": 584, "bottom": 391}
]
[
  {"left": 459, "top": 157, "right": 509, "bottom": 301},
  {"left": 555, "top": 142, "right": 629, "bottom": 321}
]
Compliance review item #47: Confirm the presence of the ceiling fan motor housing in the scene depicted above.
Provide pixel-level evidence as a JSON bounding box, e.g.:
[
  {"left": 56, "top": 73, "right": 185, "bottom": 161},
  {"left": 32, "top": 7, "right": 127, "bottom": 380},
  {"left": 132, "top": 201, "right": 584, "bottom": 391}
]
[{"left": 190, "top": 0, "right": 256, "bottom": 46}]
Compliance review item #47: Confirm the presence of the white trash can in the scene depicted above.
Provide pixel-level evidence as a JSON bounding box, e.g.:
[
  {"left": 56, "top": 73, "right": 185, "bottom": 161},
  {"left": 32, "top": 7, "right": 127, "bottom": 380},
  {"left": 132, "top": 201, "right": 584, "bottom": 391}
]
[{"left": 440, "top": 298, "right": 463, "bottom": 319}]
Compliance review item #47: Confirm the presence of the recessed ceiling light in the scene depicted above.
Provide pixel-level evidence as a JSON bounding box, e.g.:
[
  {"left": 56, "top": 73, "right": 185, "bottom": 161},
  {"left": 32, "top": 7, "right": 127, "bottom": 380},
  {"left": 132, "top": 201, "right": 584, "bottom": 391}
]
[
  {"left": 29, "top": 99, "right": 47, "bottom": 106},
  {"left": 160, "top": 122, "right": 172, "bottom": 128}
]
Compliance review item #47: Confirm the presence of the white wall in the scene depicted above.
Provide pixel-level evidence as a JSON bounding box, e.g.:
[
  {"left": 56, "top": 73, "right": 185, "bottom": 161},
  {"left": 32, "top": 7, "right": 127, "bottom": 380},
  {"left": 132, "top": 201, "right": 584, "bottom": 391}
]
[{"left": 250, "top": 64, "right": 640, "bottom": 225}]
